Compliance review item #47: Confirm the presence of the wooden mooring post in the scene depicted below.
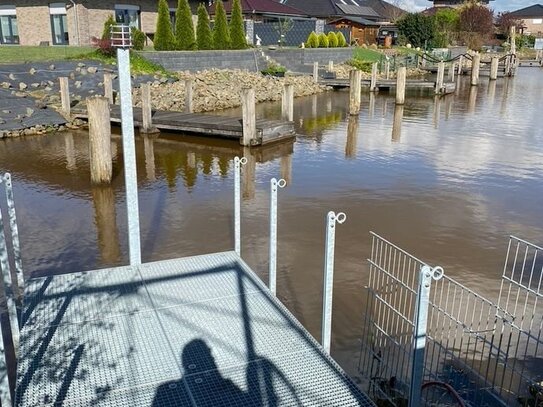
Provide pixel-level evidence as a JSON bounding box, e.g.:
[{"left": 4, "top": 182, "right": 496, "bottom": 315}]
[
  {"left": 385, "top": 61, "right": 390, "bottom": 80},
  {"left": 103, "top": 73, "right": 113, "bottom": 104},
  {"left": 87, "top": 96, "right": 112, "bottom": 184},
  {"left": 328, "top": 60, "right": 334, "bottom": 71},
  {"left": 490, "top": 57, "right": 499, "bottom": 80},
  {"left": 471, "top": 53, "right": 481, "bottom": 86},
  {"left": 281, "top": 84, "right": 294, "bottom": 122},
  {"left": 457, "top": 55, "right": 464, "bottom": 75},
  {"left": 185, "top": 79, "right": 194, "bottom": 113},
  {"left": 435, "top": 61, "right": 445, "bottom": 95},
  {"left": 349, "top": 70, "right": 362, "bottom": 115},
  {"left": 313, "top": 62, "right": 319, "bottom": 83},
  {"left": 448, "top": 63, "right": 456, "bottom": 82},
  {"left": 241, "top": 88, "right": 256, "bottom": 146},
  {"left": 396, "top": 66, "right": 406, "bottom": 105},
  {"left": 370, "top": 62, "right": 378, "bottom": 92},
  {"left": 59, "top": 77, "right": 70, "bottom": 115},
  {"left": 141, "top": 83, "right": 159, "bottom": 134}
]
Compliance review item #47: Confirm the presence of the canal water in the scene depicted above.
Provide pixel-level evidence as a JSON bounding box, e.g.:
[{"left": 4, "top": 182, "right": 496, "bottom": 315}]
[{"left": 1, "top": 68, "right": 542, "bottom": 380}]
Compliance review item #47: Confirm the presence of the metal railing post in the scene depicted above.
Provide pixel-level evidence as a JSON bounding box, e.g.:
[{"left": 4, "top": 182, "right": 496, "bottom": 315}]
[
  {"left": 2, "top": 174, "right": 23, "bottom": 300},
  {"left": 269, "top": 178, "right": 286, "bottom": 296},
  {"left": 322, "top": 211, "right": 346, "bottom": 354},
  {"left": 234, "top": 156, "right": 247, "bottom": 256},
  {"left": 409, "top": 265, "right": 444, "bottom": 406},
  {"left": 113, "top": 25, "right": 141, "bottom": 266}
]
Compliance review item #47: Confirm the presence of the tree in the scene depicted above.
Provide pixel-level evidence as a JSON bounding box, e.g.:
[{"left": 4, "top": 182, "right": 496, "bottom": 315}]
[
  {"left": 154, "top": 0, "right": 176, "bottom": 50},
  {"left": 229, "top": 0, "right": 246, "bottom": 49},
  {"left": 212, "top": 0, "right": 230, "bottom": 49},
  {"left": 273, "top": 18, "right": 293, "bottom": 47},
  {"left": 196, "top": 3, "right": 213, "bottom": 50},
  {"left": 396, "top": 13, "right": 436, "bottom": 49},
  {"left": 496, "top": 12, "right": 523, "bottom": 38},
  {"left": 318, "top": 32, "right": 329, "bottom": 48},
  {"left": 327, "top": 31, "right": 338, "bottom": 47},
  {"left": 459, "top": 4, "right": 494, "bottom": 50},
  {"left": 175, "top": 0, "right": 196, "bottom": 50},
  {"left": 434, "top": 8, "right": 459, "bottom": 47}
]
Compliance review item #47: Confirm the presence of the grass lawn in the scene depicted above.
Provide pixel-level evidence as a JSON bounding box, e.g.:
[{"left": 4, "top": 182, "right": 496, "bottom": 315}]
[
  {"left": 0, "top": 46, "right": 94, "bottom": 64},
  {"left": 352, "top": 47, "right": 383, "bottom": 62}
]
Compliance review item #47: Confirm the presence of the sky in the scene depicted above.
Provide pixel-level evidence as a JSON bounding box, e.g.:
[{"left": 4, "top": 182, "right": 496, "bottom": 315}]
[{"left": 398, "top": 0, "right": 535, "bottom": 13}]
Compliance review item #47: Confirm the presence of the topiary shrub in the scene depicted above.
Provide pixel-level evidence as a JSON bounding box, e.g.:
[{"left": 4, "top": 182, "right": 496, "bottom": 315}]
[
  {"left": 337, "top": 31, "right": 347, "bottom": 47},
  {"left": 306, "top": 31, "right": 319, "bottom": 48},
  {"left": 229, "top": 0, "right": 246, "bottom": 49},
  {"left": 327, "top": 31, "right": 338, "bottom": 47},
  {"left": 175, "top": 0, "right": 196, "bottom": 50},
  {"left": 154, "top": 0, "right": 176, "bottom": 50},
  {"left": 318, "top": 33, "right": 329, "bottom": 48},
  {"left": 212, "top": 0, "right": 231, "bottom": 49},
  {"left": 196, "top": 3, "right": 213, "bottom": 50},
  {"left": 346, "top": 59, "right": 373, "bottom": 72},
  {"left": 131, "top": 27, "right": 146, "bottom": 50}
]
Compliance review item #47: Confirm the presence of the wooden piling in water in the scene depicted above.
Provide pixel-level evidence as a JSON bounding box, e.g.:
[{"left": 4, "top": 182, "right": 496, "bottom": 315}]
[
  {"left": 87, "top": 97, "right": 112, "bottom": 184},
  {"left": 396, "top": 67, "right": 406, "bottom": 105},
  {"left": 103, "top": 73, "right": 113, "bottom": 104},
  {"left": 490, "top": 57, "right": 499, "bottom": 80},
  {"left": 241, "top": 88, "right": 256, "bottom": 146},
  {"left": 185, "top": 79, "right": 194, "bottom": 113},
  {"left": 282, "top": 84, "right": 294, "bottom": 122},
  {"left": 458, "top": 55, "right": 464, "bottom": 75},
  {"left": 141, "top": 83, "right": 159, "bottom": 134},
  {"left": 59, "top": 77, "right": 70, "bottom": 115},
  {"left": 349, "top": 70, "right": 362, "bottom": 115},
  {"left": 313, "top": 62, "right": 319, "bottom": 83},
  {"left": 385, "top": 61, "right": 390, "bottom": 80},
  {"left": 435, "top": 61, "right": 445, "bottom": 95},
  {"left": 448, "top": 63, "right": 455, "bottom": 82},
  {"left": 328, "top": 60, "right": 334, "bottom": 71},
  {"left": 471, "top": 53, "right": 481, "bottom": 86},
  {"left": 370, "top": 62, "right": 378, "bottom": 92}
]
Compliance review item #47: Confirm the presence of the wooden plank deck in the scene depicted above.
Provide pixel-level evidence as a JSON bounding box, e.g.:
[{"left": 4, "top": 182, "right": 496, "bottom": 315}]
[
  {"left": 72, "top": 106, "right": 296, "bottom": 146},
  {"left": 320, "top": 78, "right": 456, "bottom": 94}
]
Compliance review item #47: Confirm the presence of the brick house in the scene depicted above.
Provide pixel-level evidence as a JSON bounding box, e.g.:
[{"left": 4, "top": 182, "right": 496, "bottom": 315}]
[
  {"left": 510, "top": 4, "right": 543, "bottom": 37},
  {"left": 0, "top": 1, "right": 202, "bottom": 46}
]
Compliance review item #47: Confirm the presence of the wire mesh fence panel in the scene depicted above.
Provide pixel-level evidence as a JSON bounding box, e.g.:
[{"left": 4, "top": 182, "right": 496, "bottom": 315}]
[{"left": 359, "top": 232, "right": 543, "bottom": 407}]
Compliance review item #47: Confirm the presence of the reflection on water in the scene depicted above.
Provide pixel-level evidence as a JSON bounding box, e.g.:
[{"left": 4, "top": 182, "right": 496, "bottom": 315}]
[{"left": 1, "top": 69, "right": 543, "bottom": 378}]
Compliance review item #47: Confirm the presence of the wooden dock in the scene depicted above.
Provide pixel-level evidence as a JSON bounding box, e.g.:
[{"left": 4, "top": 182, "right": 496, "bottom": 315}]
[
  {"left": 72, "top": 106, "right": 295, "bottom": 146},
  {"left": 518, "top": 59, "right": 543, "bottom": 67},
  {"left": 320, "top": 78, "right": 456, "bottom": 94}
]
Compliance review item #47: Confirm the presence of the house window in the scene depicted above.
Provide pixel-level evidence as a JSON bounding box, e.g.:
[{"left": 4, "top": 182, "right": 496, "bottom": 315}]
[
  {"left": 50, "top": 3, "right": 69, "bottom": 45},
  {"left": 115, "top": 5, "right": 140, "bottom": 29},
  {"left": 0, "top": 5, "right": 19, "bottom": 45},
  {"left": 533, "top": 18, "right": 543, "bottom": 24}
]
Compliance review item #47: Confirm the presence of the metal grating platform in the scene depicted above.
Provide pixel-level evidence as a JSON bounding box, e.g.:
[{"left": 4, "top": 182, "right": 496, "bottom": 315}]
[{"left": 15, "top": 251, "right": 375, "bottom": 406}]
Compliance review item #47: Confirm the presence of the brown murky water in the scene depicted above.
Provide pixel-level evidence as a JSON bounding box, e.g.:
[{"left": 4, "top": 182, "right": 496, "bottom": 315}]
[{"left": 1, "top": 69, "right": 542, "bottom": 379}]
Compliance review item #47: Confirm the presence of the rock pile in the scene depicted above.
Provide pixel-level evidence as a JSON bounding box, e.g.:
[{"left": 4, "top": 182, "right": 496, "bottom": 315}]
[{"left": 132, "top": 69, "right": 329, "bottom": 113}]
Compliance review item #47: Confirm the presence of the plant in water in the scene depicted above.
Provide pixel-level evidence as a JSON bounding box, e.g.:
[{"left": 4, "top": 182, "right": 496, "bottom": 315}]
[
  {"left": 175, "top": 0, "right": 196, "bottom": 50},
  {"left": 196, "top": 3, "right": 213, "bottom": 50}
]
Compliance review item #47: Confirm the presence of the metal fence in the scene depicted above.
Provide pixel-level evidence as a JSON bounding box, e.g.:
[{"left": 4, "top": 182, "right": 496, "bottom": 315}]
[
  {"left": 251, "top": 21, "right": 349, "bottom": 47},
  {"left": 358, "top": 232, "right": 543, "bottom": 406}
]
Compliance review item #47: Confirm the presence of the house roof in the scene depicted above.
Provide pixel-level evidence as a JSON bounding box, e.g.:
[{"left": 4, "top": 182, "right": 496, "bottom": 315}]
[
  {"left": 282, "top": 0, "right": 404, "bottom": 20},
  {"left": 336, "top": 4, "right": 380, "bottom": 18},
  {"left": 330, "top": 16, "right": 381, "bottom": 26},
  {"left": 209, "top": 0, "right": 307, "bottom": 17},
  {"left": 509, "top": 4, "right": 543, "bottom": 17}
]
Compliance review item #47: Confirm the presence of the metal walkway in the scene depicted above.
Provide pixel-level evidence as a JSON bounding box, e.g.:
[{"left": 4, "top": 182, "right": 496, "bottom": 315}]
[{"left": 15, "top": 252, "right": 374, "bottom": 406}]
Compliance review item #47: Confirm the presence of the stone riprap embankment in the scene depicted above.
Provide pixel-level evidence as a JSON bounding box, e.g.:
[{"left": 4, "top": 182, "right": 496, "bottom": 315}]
[
  {"left": 132, "top": 69, "right": 329, "bottom": 113},
  {"left": 0, "top": 61, "right": 169, "bottom": 138}
]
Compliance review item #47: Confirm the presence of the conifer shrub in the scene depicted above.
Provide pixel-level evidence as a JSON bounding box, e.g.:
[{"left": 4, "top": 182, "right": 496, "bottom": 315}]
[
  {"left": 154, "top": 0, "right": 176, "bottom": 50},
  {"left": 196, "top": 3, "right": 213, "bottom": 50},
  {"left": 175, "top": 0, "right": 196, "bottom": 50},
  {"left": 306, "top": 31, "right": 319, "bottom": 48},
  {"left": 212, "top": 0, "right": 231, "bottom": 49},
  {"left": 229, "top": 0, "right": 247, "bottom": 49},
  {"left": 318, "top": 33, "right": 329, "bottom": 48},
  {"left": 327, "top": 31, "right": 338, "bottom": 47},
  {"left": 337, "top": 31, "right": 347, "bottom": 47}
]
